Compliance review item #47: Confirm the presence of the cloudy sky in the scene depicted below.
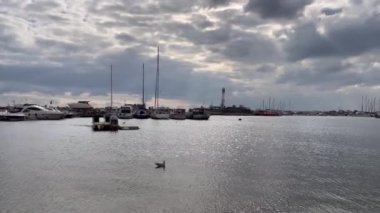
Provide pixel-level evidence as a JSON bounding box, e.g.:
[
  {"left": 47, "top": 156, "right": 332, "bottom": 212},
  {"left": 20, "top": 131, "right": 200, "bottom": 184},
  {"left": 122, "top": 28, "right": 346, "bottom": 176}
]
[{"left": 1, "top": 0, "right": 379, "bottom": 110}]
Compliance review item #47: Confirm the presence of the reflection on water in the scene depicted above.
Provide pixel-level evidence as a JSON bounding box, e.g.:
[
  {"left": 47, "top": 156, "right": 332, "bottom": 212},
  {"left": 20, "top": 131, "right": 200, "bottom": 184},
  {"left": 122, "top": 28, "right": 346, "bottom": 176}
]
[{"left": 0, "top": 117, "right": 379, "bottom": 212}]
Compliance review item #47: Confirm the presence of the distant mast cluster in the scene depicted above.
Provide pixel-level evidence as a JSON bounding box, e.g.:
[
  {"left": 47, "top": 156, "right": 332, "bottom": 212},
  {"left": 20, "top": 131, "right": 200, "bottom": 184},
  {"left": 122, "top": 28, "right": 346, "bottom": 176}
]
[{"left": 361, "top": 96, "right": 379, "bottom": 113}]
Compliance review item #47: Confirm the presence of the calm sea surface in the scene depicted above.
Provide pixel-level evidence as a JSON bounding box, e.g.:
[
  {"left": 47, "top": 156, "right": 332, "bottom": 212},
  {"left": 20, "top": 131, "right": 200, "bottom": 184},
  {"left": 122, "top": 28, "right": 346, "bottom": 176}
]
[{"left": 0, "top": 116, "right": 379, "bottom": 212}]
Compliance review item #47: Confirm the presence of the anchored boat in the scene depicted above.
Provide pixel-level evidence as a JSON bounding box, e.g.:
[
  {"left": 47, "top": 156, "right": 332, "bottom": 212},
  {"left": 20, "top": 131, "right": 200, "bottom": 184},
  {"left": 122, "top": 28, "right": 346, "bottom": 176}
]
[
  {"left": 19, "top": 104, "right": 64, "bottom": 120},
  {"left": 151, "top": 107, "right": 170, "bottom": 119},
  {"left": 186, "top": 108, "right": 210, "bottom": 120},
  {"left": 170, "top": 108, "right": 186, "bottom": 120},
  {"left": 118, "top": 105, "right": 133, "bottom": 119},
  {"left": 134, "top": 64, "right": 150, "bottom": 119},
  {"left": 92, "top": 65, "right": 139, "bottom": 131}
]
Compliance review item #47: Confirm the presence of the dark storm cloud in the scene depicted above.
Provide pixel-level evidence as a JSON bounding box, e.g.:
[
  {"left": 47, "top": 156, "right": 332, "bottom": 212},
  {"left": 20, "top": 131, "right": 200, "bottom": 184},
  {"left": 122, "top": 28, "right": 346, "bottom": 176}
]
[
  {"left": 284, "top": 23, "right": 334, "bottom": 61},
  {"left": 25, "top": 0, "right": 61, "bottom": 11},
  {"left": 351, "top": 0, "right": 363, "bottom": 5},
  {"left": 276, "top": 60, "right": 360, "bottom": 89},
  {"left": 35, "top": 37, "right": 81, "bottom": 53},
  {"left": 0, "top": 47, "right": 238, "bottom": 105},
  {"left": 191, "top": 14, "right": 214, "bottom": 29},
  {"left": 46, "top": 14, "right": 70, "bottom": 22},
  {"left": 256, "top": 64, "right": 277, "bottom": 73},
  {"left": 160, "top": 17, "right": 277, "bottom": 64},
  {"left": 0, "top": 23, "right": 17, "bottom": 51},
  {"left": 218, "top": 33, "right": 279, "bottom": 63},
  {"left": 115, "top": 33, "right": 136, "bottom": 43},
  {"left": 244, "top": 0, "right": 314, "bottom": 19},
  {"left": 88, "top": 0, "right": 229, "bottom": 17},
  {"left": 321, "top": 7, "right": 343, "bottom": 16},
  {"left": 0, "top": 64, "right": 107, "bottom": 95},
  {"left": 276, "top": 59, "right": 380, "bottom": 91},
  {"left": 165, "top": 22, "right": 231, "bottom": 45},
  {"left": 218, "top": 9, "right": 261, "bottom": 28},
  {"left": 0, "top": 21, "right": 29, "bottom": 54},
  {"left": 285, "top": 15, "right": 380, "bottom": 61},
  {"left": 227, "top": 63, "right": 279, "bottom": 83},
  {"left": 208, "top": 0, "right": 230, "bottom": 7}
]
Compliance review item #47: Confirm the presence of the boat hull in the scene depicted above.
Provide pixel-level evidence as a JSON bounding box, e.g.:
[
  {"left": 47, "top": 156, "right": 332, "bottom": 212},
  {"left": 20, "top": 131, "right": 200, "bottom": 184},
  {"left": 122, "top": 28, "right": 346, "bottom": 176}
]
[
  {"left": 133, "top": 109, "right": 150, "bottom": 119},
  {"left": 150, "top": 108, "right": 170, "bottom": 119},
  {"left": 118, "top": 114, "right": 133, "bottom": 119},
  {"left": 186, "top": 114, "right": 210, "bottom": 120},
  {"left": 151, "top": 113, "right": 170, "bottom": 119},
  {"left": 24, "top": 112, "right": 65, "bottom": 120},
  {"left": 0, "top": 112, "right": 26, "bottom": 121},
  {"left": 169, "top": 114, "right": 186, "bottom": 120},
  {"left": 134, "top": 114, "right": 150, "bottom": 119}
]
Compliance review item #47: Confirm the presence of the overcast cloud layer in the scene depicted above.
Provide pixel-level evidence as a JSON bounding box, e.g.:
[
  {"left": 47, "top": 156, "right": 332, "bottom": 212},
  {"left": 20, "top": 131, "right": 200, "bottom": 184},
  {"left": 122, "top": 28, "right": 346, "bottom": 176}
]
[{"left": 0, "top": 0, "right": 379, "bottom": 110}]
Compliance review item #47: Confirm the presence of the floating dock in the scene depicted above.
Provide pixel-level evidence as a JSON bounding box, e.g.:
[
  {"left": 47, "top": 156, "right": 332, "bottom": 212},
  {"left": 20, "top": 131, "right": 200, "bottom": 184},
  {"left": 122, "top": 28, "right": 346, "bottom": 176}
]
[{"left": 92, "top": 115, "right": 139, "bottom": 131}]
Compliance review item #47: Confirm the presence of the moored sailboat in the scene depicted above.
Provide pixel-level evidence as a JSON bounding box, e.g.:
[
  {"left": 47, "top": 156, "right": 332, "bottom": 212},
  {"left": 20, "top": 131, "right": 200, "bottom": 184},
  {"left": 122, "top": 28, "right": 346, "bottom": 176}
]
[
  {"left": 151, "top": 107, "right": 170, "bottom": 119},
  {"left": 134, "top": 63, "right": 150, "bottom": 119},
  {"left": 93, "top": 65, "right": 119, "bottom": 131},
  {"left": 150, "top": 46, "right": 170, "bottom": 119}
]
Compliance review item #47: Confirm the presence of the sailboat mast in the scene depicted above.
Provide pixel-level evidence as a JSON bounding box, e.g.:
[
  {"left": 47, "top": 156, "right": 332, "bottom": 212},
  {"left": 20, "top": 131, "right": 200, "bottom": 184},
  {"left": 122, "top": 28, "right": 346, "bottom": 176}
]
[
  {"left": 154, "top": 50, "right": 157, "bottom": 108},
  {"left": 142, "top": 63, "right": 145, "bottom": 105},
  {"left": 110, "top": 64, "right": 113, "bottom": 110},
  {"left": 157, "top": 46, "right": 160, "bottom": 108},
  {"left": 154, "top": 67, "right": 157, "bottom": 109}
]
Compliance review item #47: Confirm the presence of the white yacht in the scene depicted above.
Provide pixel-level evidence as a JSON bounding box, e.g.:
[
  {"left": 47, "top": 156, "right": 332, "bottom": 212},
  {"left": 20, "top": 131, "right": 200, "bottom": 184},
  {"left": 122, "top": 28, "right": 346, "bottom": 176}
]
[
  {"left": 133, "top": 64, "right": 150, "bottom": 119},
  {"left": 20, "top": 104, "right": 65, "bottom": 120},
  {"left": 150, "top": 107, "right": 170, "bottom": 119},
  {"left": 170, "top": 108, "right": 186, "bottom": 120},
  {"left": 118, "top": 105, "right": 133, "bottom": 119}
]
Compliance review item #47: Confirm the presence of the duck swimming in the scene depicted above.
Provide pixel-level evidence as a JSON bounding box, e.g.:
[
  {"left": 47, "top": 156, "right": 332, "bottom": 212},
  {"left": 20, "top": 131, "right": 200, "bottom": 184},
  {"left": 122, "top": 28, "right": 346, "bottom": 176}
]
[{"left": 155, "top": 161, "right": 165, "bottom": 169}]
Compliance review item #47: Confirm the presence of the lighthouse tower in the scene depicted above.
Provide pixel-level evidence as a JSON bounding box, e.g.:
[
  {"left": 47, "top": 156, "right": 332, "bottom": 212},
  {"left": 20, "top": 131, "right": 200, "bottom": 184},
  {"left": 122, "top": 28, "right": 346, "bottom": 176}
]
[{"left": 221, "top": 87, "right": 225, "bottom": 108}]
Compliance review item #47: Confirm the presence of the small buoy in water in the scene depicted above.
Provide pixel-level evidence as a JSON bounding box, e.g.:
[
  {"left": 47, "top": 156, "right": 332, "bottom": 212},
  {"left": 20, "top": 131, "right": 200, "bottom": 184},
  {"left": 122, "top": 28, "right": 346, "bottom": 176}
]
[
  {"left": 155, "top": 161, "right": 165, "bottom": 169},
  {"left": 238, "top": 118, "right": 242, "bottom": 121}
]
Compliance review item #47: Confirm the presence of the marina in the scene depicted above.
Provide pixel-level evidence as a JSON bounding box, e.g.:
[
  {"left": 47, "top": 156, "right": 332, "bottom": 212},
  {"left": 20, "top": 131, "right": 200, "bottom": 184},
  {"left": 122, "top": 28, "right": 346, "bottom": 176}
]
[
  {"left": 2, "top": 102, "right": 380, "bottom": 122},
  {"left": 1, "top": 0, "right": 379, "bottom": 212}
]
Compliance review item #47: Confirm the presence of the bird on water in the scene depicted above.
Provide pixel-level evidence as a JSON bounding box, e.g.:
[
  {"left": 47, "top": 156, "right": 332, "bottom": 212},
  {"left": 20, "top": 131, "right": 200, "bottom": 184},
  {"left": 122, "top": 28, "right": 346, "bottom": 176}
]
[{"left": 155, "top": 161, "right": 165, "bottom": 169}]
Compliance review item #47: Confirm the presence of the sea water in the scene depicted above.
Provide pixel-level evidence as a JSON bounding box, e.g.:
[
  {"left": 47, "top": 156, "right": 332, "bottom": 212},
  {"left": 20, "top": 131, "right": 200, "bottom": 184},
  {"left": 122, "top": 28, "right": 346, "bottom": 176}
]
[{"left": 0, "top": 116, "right": 379, "bottom": 212}]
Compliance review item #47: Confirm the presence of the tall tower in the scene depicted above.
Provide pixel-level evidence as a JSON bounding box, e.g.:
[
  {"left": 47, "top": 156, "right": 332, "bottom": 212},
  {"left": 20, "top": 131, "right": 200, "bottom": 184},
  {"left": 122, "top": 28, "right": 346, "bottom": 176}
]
[{"left": 221, "top": 87, "right": 225, "bottom": 108}]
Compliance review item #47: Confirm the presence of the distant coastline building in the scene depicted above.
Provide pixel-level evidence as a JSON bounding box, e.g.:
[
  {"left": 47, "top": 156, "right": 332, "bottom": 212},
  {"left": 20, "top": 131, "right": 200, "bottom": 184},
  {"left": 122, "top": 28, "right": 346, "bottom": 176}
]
[{"left": 68, "top": 101, "right": 94, "bottom": 117}]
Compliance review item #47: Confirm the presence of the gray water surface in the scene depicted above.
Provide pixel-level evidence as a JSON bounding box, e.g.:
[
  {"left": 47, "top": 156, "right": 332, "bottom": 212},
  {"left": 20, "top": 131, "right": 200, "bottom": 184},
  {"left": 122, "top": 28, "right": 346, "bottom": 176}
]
[{"left": 0, "top": 116, "right": 379, "bottom": 212}]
